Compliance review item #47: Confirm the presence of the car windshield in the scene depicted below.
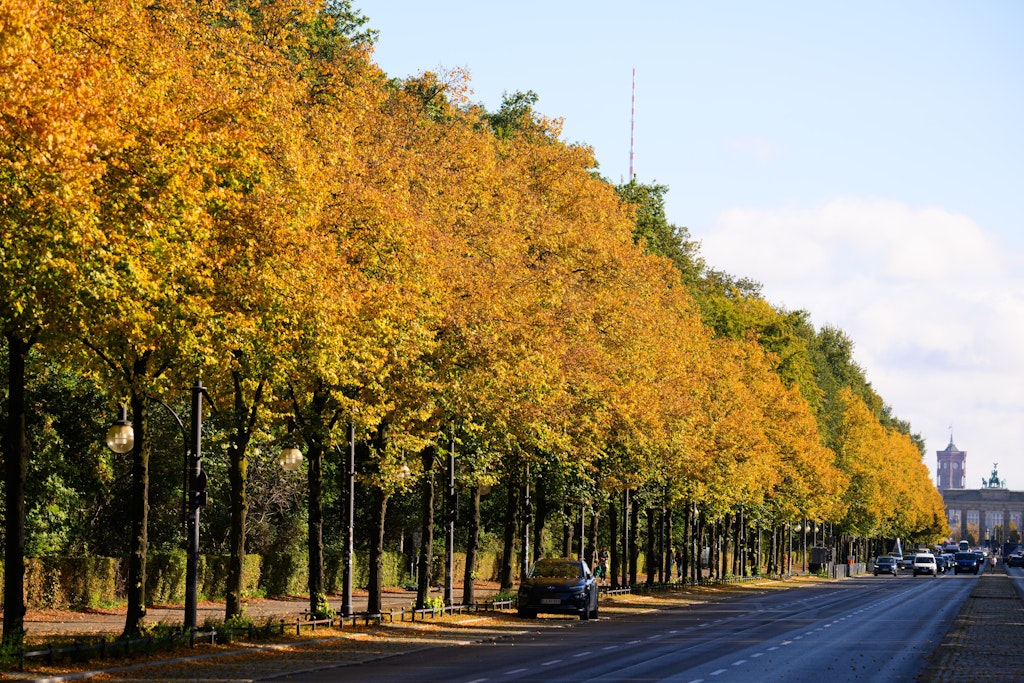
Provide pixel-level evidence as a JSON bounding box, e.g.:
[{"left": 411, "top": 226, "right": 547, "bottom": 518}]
[
  {"left": 530, "top": 560, "right": 583, "bottom": 579},
  {"left": 878, "top": 556, "right": 894, "bottom": 562},
  {"left": 955, "top": 552, "right": 976, "bottom": 561}
]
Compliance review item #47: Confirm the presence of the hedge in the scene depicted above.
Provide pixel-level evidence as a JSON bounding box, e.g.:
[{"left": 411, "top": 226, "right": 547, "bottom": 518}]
[{"left": 12, "top": 549, "right": 503, "bottom": 610}]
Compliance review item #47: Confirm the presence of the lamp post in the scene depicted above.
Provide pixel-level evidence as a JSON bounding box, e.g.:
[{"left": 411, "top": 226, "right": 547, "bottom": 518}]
[
  {"left": 341, "top": 423, "right": 356, "bottom": 618},
  {"left": 183, "top": 381, "right": 207, "bottom": 633},
  {"left": 444, "top": 432, "right": 456, "bottom": 607},
  {"left": 107, "top": 380, "right": 210, "bottom": 634}
]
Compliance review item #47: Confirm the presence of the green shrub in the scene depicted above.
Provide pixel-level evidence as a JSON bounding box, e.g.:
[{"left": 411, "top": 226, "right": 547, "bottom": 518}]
[
  {"left": 146, "top": 551, "right": 187, "bottom": 605},
  {"left": 260, "top": 550, "right": 308, "bottom": 597},
  {"left": 311, "top": 592, "right": 334, "bottom": 620},
  {"left": 24, "top": 558, "right": 66, "bottom": 609},
  {"left": 62, "top": 556, "right": 121, "bottom": 609}
]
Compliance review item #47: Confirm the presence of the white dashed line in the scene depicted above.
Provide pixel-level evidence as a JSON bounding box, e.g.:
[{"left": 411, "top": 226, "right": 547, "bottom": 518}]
[
  {"left": 573, "top": 651, "right": 592, "bottom": 658},
  {"left": 711, "top": 669, "right": 728, "bottom": 676},
  {"left": 732, "top": 659, "right": 747, "bottom": 666},
  {"left": 505, "top": 669, "right": 527, "bottom": 675},
  {"left": 541, "top": 660, "right": 562, "bottom": 666}
]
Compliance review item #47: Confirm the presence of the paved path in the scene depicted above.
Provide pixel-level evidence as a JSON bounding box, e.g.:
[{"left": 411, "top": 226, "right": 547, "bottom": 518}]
[
  {"left": 21, "top": 587, "right": 493, "bottom": 638},
  {"left": 922, "top": 560, "right": 1024, "bottom": 681}
]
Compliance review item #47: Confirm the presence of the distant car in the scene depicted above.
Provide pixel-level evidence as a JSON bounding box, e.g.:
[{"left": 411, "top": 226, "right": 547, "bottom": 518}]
[
  {"left": 913, "top": 553, "right": 938, "bottom": 576},
  {"left": 1007, "top": 552, "right": 1024, "bottom": 568},
  {"left": 900, "top": 554, "right": 917, "bottom": 571},
  {"left": 935, "top": 555, "right": 948, "bottom": 573},
  {"left": 874, "top": 556, "right": 898, "bottom": 576},
  {"left": 518, "top": 558, "right": 599, "bottom": 620},
  {"left": 954, "top": 551, "right": 981, "bottom": 575}
]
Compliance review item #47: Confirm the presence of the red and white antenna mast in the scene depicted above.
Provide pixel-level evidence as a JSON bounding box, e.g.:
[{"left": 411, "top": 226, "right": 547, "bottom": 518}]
[{"left": 629, "top": 67, "right": 636, "bottom": 181}]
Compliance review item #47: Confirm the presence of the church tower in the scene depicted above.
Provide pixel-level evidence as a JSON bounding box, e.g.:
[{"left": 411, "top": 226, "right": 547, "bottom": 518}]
[{"left": 936, "top": 438, "right": 966, "bottom": 491}]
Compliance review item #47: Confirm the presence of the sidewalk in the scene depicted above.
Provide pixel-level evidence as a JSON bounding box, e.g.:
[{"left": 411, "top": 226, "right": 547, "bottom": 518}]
[
  {"left": 20, "top": 585, "right": 497, "bottom": 639},
  {"left": 923, "top": 561, "right": 1024, "bottom": 681}
]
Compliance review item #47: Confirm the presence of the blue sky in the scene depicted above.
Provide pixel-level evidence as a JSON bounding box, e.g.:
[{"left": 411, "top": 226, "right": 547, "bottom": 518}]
[{"left": 360, "top": 1, "right": 1024, "bottom": 494}]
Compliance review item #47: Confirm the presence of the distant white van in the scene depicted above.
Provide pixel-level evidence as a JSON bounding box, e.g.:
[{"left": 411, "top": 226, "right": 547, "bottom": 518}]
[{"left": 959, "top": 540, "right": 970, "bottom": 552}]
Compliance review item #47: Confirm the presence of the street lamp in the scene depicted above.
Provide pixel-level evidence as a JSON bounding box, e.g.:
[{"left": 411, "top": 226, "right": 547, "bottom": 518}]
[
  {"left": 105, "top": 406, "right": 134, "bottom": 454},
  {"left": 107, "top": 380, "right": 211, "bottom": 634},
  {"left": 278, "top": 446, "right": 303, "bottom": 472}
]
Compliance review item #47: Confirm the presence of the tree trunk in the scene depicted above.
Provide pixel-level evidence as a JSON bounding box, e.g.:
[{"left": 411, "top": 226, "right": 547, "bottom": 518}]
[
  {"left": 665, "top": 506, "right": 674, "bottom": 582},
  {"left": 519, "top": 480, "right": 530, "bottom": 579},
  {"left": 645, "top": 506, "right": 656, "bottom": 584},
  {"left": 499, "top": 481, "right": 518, "bottom": 592},
  {"left": 463, "top": 486, "right": 482, "bottom": 605},
  {"left": 532, "top": 478, "right": 547, "bottom": 563},
  {"left": 586, "top": 510, "right": 598, "bottom": 568},
  {"left": 692, "top": 505, "right": 701, "bottom": 583},
  {"left": 608, "top": 498, "right": 619, "bottom": 588},
  {"left": 2, "top": 333, "right": 31, "bottom": 645},
  {"left": 123, "top": 382, "right": 150, "bottom": 638},
  {"left": 225, "top": 370, "right": 264, "bottom": 621},
  {"left": 415, "top": 445, "right": 436, "bottom": 610},
  {"left": 561, "top": 503, "right": 572, "bottom": 557},
  {"left": 306, "top": 438, "right": 325, "bottom": 616},
  {"left": 629, "top": 498, "right": 640, "bottom": 585},
  {"left": 367, "top": 486, "right": 388, "bottom": 614}
]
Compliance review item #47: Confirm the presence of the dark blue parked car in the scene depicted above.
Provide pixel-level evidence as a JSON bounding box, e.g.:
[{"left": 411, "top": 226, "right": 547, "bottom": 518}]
[{"left": 518, "top": 558, "right": 600, "bottom": 620}]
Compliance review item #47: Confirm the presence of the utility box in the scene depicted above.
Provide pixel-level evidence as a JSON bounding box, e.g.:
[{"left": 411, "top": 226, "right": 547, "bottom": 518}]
[{"left": 809, "top": 546, "right": 833, "bottom": 573}]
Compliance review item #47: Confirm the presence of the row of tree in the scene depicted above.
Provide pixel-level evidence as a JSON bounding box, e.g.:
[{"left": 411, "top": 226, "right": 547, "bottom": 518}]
[{"left": 0, "top": 0, "right": 946, "bottom": 645}]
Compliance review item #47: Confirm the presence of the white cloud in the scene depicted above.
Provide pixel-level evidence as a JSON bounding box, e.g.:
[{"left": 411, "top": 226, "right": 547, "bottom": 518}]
[{"left": 697, "top": 198, "right": 1024, "bottom": 489}]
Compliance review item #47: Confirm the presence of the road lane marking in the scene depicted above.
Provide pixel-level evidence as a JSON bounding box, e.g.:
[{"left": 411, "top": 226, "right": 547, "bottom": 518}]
[
  {"left": 505, "top": 669, "right": 527, "bottom": 675},
  {"left": 751, "top": 652, "right": 764, "bottom": 658},
  {"left": 573, "top": 651, "right": 592, "bottom": 657},
  {"left": 710, "top": 669, "right": 728, "bottom": 676},
  {"left": 732, "top": 659, "right": 747, "bottom": 666},
  {"left": 541, "top": 660, "right": 562, "bottom": 666}
]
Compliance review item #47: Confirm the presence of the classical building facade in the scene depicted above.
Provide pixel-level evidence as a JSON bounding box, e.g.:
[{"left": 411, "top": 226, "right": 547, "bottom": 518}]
[{"left": 940, "top": 459, "right": 1024, "bottom": 546}]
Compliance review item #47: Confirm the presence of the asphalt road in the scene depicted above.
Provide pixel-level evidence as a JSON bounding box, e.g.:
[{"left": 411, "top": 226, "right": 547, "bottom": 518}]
[{"left": 274, "top": 572, "right": 977, "bottom": 683}]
